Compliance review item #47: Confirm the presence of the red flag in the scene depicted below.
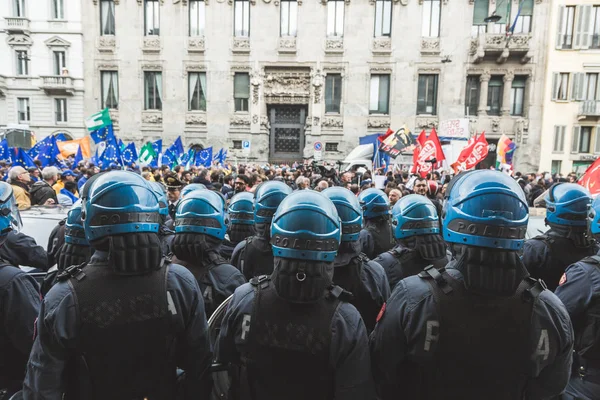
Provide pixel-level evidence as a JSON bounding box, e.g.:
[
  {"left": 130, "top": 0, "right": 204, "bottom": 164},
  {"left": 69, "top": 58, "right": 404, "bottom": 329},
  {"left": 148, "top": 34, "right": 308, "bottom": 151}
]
[
  {"left": 464, "top": 132, "right": 489, "bottom": 170},
  {"left": 411, "top": 130, "right": 426, "bottom": 174},
  {"left": 416, "top": 130, "right": 426, "bottom": 146},
  {"left": 378, "top": 128, "right": 395, "bottom": 143},
  {"left": 416, "top": 128, "right": 445, "bottom": 177},
  {"left": 579, "top": 157, "right": 600, "bottom": 196}
]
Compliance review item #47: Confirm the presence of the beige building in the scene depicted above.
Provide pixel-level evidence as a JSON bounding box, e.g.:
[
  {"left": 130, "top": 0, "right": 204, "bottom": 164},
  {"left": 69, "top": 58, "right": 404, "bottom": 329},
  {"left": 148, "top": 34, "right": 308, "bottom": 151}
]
[
  {"left": 539, "top": 2, "right": 600, "bottom": 176},
  {"left": 0, "top": 0, "right": 86, "bottom": 143},
  {"left": 82, "top": 0, "right": 549, "bottom": 168}
]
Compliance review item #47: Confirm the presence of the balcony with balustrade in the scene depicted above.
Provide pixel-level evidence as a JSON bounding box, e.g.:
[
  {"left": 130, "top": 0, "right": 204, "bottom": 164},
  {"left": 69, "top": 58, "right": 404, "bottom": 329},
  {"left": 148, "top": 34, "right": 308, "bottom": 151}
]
[
  {"left": 4, "top": 17, "right": 30, "bottom": 34},
  {"left": 579, "top": 101, "right": 600, "bottom": 119},
  {"left": 470, "top": 33, "right": 532, "bottom": 64},
  {"left": 39, "top": 76, "right": 74, "bottom": 95}
]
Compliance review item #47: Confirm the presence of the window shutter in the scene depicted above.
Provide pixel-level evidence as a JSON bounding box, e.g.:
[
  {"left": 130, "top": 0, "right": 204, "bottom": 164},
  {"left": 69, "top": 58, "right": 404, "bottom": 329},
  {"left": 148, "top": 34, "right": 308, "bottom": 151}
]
[
  {"left": 473, "top": 0, "right": 489, "bottom": 25},
  {"left": 561, "top": 126, "right": 566, "bottom": 151},
  {"left": 551, "top": 73, "right": 559, "bottom": 100},
  {"left": 580, "top": 5, "right": 592, "bottom": 49},
  {"left": 595, "top": 127, "right": 600, "bottom": 154},
  {"left": 571, "top": 73, "right": 585, "bottom": 101},
  {"left": 572, "top": 126, "right": 581, "bottom": 153},
  {"left": 553, "top": 126, "right": 559, "bottom": 151},
  {"left": 556, "top": 5, "right": 565, "bottom": 49}
]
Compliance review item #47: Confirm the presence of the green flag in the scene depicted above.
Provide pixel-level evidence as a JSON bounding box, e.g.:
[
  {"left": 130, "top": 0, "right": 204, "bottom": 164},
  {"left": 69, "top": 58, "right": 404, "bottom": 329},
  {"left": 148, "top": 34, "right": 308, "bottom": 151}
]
[
  {"left": 138, "top": 142, "right": 157, "bottom": 165},
  {"left": 85, "top": 108, "right": 112, "bottom": 132}
]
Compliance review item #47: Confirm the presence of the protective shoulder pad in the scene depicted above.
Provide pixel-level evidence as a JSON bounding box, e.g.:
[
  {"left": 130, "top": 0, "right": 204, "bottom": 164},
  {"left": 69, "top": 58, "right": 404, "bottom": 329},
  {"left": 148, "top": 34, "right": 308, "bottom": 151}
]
[
  {"left": 582, "top": 255, "right": 600, "bottom": 265},
  {"left": 521, "top": 276, "right": 548, "bottom": 302},
  {"left": 250, "top": 274, "right": 271, "bottom": 289},
  {"left": 418, "top": 265, "right": 453, "bottom": 294},
  {"left": 56, "top": 262, "right": 88, "bottom": 282},
  {"left": 328, "top": 285, "right": 354, "bottom": 302}
]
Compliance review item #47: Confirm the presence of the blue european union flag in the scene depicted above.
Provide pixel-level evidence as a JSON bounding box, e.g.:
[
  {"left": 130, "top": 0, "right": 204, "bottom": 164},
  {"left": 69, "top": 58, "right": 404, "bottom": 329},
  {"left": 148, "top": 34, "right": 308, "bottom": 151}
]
[
  {"left": 90, "top": 124, "right": 115, "bottom": 144},
  {"left": 169, "top": 137, "right": 184, "bottom": 160},
  {"left": 121, "top": 142, "right": 138, "bottom": 166},
  {"left": 0, "top": 140, "right": 11, "bottom": 163},
  {"left": 38, "top": 136, "right": 61, "bottom": 167},
  {"left": 195, "top": 147, "right": 213, "bottom": 167},
  {"left": 149, "top": 139, "right": 162, "bottom": 168},
  {"left": 73, "top": 145, "right": 83, "bottom": 167},
  {"left": 161, "top": 149, "right": 178, "bottom": 168},
  {"left": 98, "top": 129, "right": 122, "bottom": 167},
  {"left": 213, "top": 148, "right": 227, "bottom": 165},
  {"left": 12, "top": 148, "right": 36, "bottom": 168}
]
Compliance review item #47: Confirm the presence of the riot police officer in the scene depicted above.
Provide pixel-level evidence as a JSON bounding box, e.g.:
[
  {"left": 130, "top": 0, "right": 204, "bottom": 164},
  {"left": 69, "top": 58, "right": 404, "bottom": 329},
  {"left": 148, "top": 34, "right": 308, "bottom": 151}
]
[
  {"left": 217, "top": 190, "right": 376, "bottom": 399},
  {"left": 323, "top": 187, "right": 390, "bottom": 332},
  {"left": 523, "top": 183, "right": 598, "bottom": 291},
  {"left": 358, "top": 188, "right": 395, "bottom": 259},
  {"left": 171, "top": 189, "right": 246, "bottom": 316},
  {"left": 370, "top": 170, "right": 574, "bottom": 400},
  {"left": 0, "top": 182, "right": 40, "bottom": 400},
  {"left": 23, "top": 171, "right": 212, "bottom": 399},
  {"left": 231, "top": 181, "right": 292, "bottom": 280},
  {"left": 374, "top": 194, "right": 449, "bottom": 289},
  {"left": 56, "top": 200, "right": 91, "bottom": 272},
  {"left": 554, "top": 195, "right": 600, "bottom": 399},
  {"left": 220, "top": 192, "right": 254, "bottom": 260}
]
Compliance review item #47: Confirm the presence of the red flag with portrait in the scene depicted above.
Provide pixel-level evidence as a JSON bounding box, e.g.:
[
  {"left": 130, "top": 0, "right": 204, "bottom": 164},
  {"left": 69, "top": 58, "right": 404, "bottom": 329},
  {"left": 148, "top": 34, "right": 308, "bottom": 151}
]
[
  {"left": 416, "top": 128, "right": 445, "bottom": 177},
  {"left": 579, "top": 157, "right": 600, "bottom": 196}
]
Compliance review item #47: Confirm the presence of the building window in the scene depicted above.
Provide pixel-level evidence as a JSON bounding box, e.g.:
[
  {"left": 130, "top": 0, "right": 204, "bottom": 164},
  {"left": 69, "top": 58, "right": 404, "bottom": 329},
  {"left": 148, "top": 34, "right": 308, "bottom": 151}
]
[
  {"left": 52, "top": 0, "right": 64, "bottom": 19},
  {"left": 558, "top": 6, "right": 576, "bottom": 49},
  {"left": 16, "top": 51, "right": 29, "bottom": 76},
  {"left": 593, "top": 6, "right": 600, "bottom": 49},
  {"left": 233, "top": 140, "right": 242, "bottom": 149},
  {"left": 580, "top": 126, "right": 592, "bottom": 153},
  {"left": 281, "top": 0, "right": 297, "bottom": 37},
  {"left": 55, "top": 98, "right": 67, "bottom": 123},
  {"left": 14, "top": 0, "right": 25, "bottom": 17},
  {"left": 595, "top": 127, "right": 600, "bottom": 153},
  {"left": 234, "top": 0, "right": 250, "bottom": 37},
  {"left": 234, "top": 73, "right": 250, "bottom": 112},
  {"left": 512, "top": 0, "right": 533, "bottom": 33},
  {"left": 417, "top": 74, "right": 438, "bottom": 115},
  {"left": 510, "top": 76, "right": 526, "bottom": 116},
  {"left": 553, "top": 126, "right": 566, "bottom": 152},
  {"left": 487, "top": 76, "right": 503, "bottom": 116},
  {"left": 101, "top": 0, "right": 115, "bottom": 36},
  {"left": 144, "top": 71, "right": 162, "bottom": 110},
  {"left": 369, "top": 74, "right": 390, "bottom": 114},
  {"left": 374, "top": 0, "right": 392, "bottom": 37},
  {"left": 327, "top": 0, "right": 344, "bottom": 37},
  {"left": 551, "top": 160, "right": 562, "bottom": 174},
  {"left": 471, "top": 0, "right": 488, "bottom": 37},
  {"left": 101, "top": 71, "right": 119, "bottom": 109},
  {"left": 325, "top": 74, "right": 342, "bottom": 114},
  {"left": 552, "top": 72, "right": 569, "bottom": 101},
  {"left": 17, "top": 98, "right": 30, "bottom": 123},
  {"left": 422, "top": 0, "right": 440, "bottom": 37},
  {"left": 465, "top": 75, "right": 480, "bottom": 116},
  {"left": 53, "top": 51, "right": 66, "bottom": 75},
  {"left": 490, "top": 2, "right": 511, "bottom": 34},
  {"left": 189, "top": 0, "right": 205, "bottom": 37},
  {"left": 145, "top": 0, "right": 160, "bottom": 36},
  {"left": 189, "top": 72, "right": 207, "bottom": 111},
  {"left": 585, "top": 73, "right": 599, "bottom": 101},
  {"left": 325, "top": 142, "right": 338, "bottom": 152}
]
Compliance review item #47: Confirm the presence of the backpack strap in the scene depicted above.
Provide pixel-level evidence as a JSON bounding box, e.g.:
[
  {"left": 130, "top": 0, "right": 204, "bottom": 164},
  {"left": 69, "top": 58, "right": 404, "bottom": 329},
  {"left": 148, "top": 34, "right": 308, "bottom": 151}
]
[
  {"left": 418, "top": 265, "right": 453, "bottom": 295},
  {"left": 56, "top": 262, "right": 88, "bottom": 282},
  {"left": 250, "top": 274, "right": 271, "bottom": 290},
  {"left": 327, "top": 285, "right": 354, "bottom": 302}
]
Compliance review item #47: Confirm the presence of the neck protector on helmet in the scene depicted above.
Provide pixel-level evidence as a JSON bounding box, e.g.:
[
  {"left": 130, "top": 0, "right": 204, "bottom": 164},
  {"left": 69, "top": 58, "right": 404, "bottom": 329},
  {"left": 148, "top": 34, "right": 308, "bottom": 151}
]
[
  {"left": 271, "top": 257, "right": 334, "bottom": 304},
  {"left": 397, "top": 234, "right": 447, "bottom": 261},
  {"left": 57, "top": 243, "right": 92, "bottom": 271},
  {"left": 172, "top": 232, "right": 221, "bottom": 264},
  {"left": 254, "top": 222, "right": 271, "bottom": 240},
  {"left": 91, "top": 232, "right": 163, "bottom": 275},
  {"left": 228, "top": 224, "right": 255, "bottom": 245},
  {"left": 333, "top": 241, "right": 362, "bottom": 268},
  {"left": 546, "top": 224, "right": 594, "bottom": 248},
  {"left": 450, "top": 244, "right": 528, "bottom": 296}
]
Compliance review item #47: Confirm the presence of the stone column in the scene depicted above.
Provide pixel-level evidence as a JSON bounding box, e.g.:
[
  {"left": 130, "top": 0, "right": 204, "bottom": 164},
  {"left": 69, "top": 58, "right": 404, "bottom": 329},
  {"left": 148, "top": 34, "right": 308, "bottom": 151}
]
[
  {"left": 477, "top": 71, "right": 491, "bottom": 117},
  {"left": 523, "top": 74, "right": 533, "bottom": 119},
  {"left": 501, "top": 71, "right": 515, "bottom": 116}
]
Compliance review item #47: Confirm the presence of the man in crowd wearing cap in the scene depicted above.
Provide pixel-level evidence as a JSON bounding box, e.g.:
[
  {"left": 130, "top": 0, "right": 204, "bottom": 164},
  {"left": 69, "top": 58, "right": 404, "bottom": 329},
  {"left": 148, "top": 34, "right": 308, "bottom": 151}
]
[
  {"left": 165, "top": 173, "right": 184, "bottom": 220},
  {"left": 52, "top": 170, "right": 78, "bottom": 198},
  {"left": 8, "top": 166, "right": 31, "bottom": 210}
]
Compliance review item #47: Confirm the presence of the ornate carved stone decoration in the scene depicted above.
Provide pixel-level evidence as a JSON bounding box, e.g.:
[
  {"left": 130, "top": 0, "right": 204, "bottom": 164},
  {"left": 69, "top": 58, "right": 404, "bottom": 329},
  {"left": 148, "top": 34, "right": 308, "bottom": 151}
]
[
  {"left": 325, "top": 39, "right": 343, "bottom": 54},
  {"left": 97, "top": 63, "right": 118, "bottom": 70},
  {"left": 98, "top": 36, "right": 116, "bottom": 52},
  {"left": 372, "top": 37, "right": 392, "bottom": 54},
  {"left": 263, "top": 69, "right": 311, "bottom": 104},
  {"left": 322, "top": 117, "right": 343, "bottom": 128},
  {"left": 185, "top": 113, "right": 207, "bottom": 125},
  {"left": 415, "top": 117, "right": 438, "bottom": 130},
  {"left": 491, "top": 117, "right": 500, "bottom": 132},
  {"left": 231, "top": 115, "right": 251, "bottom": 126},
  {"left": 250, "top": 68, "right": 263, "bottom": 105},
  {"left": 503, "top": 70, "right": 515, "bottom": 82},
  {"left": 368, "top": 117, "right": 391, "bottom": 129},
  {"left": 260, "top": 116, "right": 270, "bottom": 130},
  {"left": 252, "top": 114, "right": 259, "bottom": 124},
  {"left": 313, "top": 117, "right": 320, "bottom": 126},
  {"left": 420, "top": 37, "right": 440, "bottom": 55},
  {"left": 143, "top": 37, "right": 161, "bottom": 53},
  {"left": 188, "top": 37, "right": 205, "bottom": 53},
  {"left": 231, "top": 65, "right": 252, "bottom": 72},
  {"left": 6, "top": 34, "right": 32, "bottom": 47},
  {"left": 469, "top": 38, "right": 478, "bottom": 55},
  {"left": 142, "top": 112, "right": 163, "bottom": 124},
  {"left": 232, "top": 38, "right": 251, "bottom": 53},
  {"left": 480, "top": 71, "right": 491, "bottom": 82},
  {"left": 109, "top": 110, "right": 119, "bottom": 125},
  {"left": 278, "top": 37, "right": 297, "bottom": 53},
  {"left": 370, "top": 66, "right": 393, "bottom": 74},
  {"left": 45, "top": 36, "right": 71, "bottom": 48},
  {"left": 141, "top": 63, "right": 162, "bottom": 71},
  {"left": 311, "top": 68, "right": 325, "bottom": 104}
]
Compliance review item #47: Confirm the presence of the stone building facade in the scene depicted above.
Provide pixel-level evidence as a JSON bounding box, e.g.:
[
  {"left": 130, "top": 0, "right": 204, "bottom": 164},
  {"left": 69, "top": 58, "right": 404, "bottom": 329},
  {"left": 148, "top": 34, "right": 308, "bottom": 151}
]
[
  {"left": 82, "top": 0, "right": 549, "bottom": 169},
  {"left": 538, "top": 1, "right": 600, "bottom": 175},
  {"left": 0, "top": 0, "right": 86, "bottom": 141}
]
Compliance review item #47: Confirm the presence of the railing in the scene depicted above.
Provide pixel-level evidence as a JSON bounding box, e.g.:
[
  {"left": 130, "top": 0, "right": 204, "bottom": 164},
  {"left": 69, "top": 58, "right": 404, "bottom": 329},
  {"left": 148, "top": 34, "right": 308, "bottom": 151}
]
[
  {"left": 4, "top": 17, "right": 30, "bottom": 31},
  {"left": 579, "top": 100, "right": 600, "bottom": 117}
]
